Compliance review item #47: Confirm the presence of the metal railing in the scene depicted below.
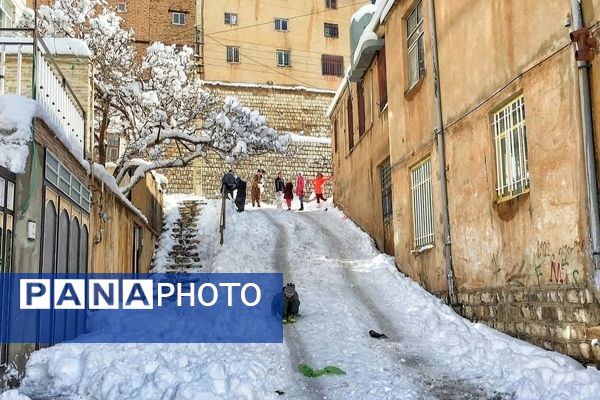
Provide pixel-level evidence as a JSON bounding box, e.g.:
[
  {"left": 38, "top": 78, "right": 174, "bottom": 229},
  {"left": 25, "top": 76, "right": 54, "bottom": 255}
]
[{"left": 0, "top": 28, "right": 86, "bottom": 160}]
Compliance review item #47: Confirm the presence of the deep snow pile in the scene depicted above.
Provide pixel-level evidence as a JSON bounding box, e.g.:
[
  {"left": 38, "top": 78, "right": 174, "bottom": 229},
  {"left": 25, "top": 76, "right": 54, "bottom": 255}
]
[{"left": 4, "top": 196, "right": 600, "bottom": 400}]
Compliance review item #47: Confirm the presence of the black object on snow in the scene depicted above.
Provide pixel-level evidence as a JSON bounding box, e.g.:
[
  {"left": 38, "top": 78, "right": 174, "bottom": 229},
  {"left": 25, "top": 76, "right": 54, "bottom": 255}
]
[
  {"left": 275, "top": 390, "right": 285, "bottom": 395},
  {"left": 369, "top": 330, "right": 388, "bottom": 339}
]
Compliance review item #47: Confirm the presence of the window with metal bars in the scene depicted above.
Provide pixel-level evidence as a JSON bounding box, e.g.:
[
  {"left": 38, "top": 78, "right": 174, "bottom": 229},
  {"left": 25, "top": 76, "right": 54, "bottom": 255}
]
[
  {"left": 325, "top": 0, "right": 337, "bottom": 10},
  {"left": 227, "top": 46, "right": 240, "bottom": 63},
  {"left": 377, "top": 47, "right": 388, "bottom": 109},
  {"left": 321, "top": 54, "right": 344, "bottom": 76},
  {"left": 411, "top": 158, "right": 434, "bottom": 248},
  {"left": 357, "top": 80, "right": 366, "bottom": 136},
  {"left": 381, "top": 160, "right": 393, "bottom": 222},
  {"left": 406, "top": 1, "right": 425, "bottom": 88},
  {"left": 347, "top": 96, "right": 354, "bottom": 150},
  {"left": 324, "top": 23, "right": 339, "bottom": 38},
  {"left": 224, "top": 13, "right": 238, "bottom": 25},
  {"left": 492, "top": 95, "right": 529, "bottom": 200},
  {"left": 277, "top": 50, "right": 291, "bottom": 67},
  {"left": 117, "top": 0, "right": 127, "bottom": 13}
]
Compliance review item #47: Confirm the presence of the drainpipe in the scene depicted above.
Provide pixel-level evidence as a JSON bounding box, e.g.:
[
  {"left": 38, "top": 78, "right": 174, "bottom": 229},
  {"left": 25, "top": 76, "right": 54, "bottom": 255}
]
[
  {"left": 428, "top": 0, "right": 457, "bottom": 305},
  {"left": 571, "top": 0, "right": 600, "bottom": 280}
]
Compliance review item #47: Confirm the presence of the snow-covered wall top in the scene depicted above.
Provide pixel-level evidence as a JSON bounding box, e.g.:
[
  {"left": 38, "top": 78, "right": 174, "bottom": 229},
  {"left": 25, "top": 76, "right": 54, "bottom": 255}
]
[
  {"left": 0, "top": 37, "right": 91, "bottom": 57},
  {"left": 200, "top": 80, "right": 335, "bottom": 95}
]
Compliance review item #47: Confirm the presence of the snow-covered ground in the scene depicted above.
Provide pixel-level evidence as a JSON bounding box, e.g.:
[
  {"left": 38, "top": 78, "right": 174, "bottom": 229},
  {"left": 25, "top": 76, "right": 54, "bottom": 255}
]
[{"left": 4, "top": 196, "right": 600, "bottom": 400}]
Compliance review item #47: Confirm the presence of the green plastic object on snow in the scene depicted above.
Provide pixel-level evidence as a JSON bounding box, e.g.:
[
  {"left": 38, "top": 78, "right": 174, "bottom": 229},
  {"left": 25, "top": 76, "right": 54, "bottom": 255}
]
[{"left": 298, "top": 363, "right": 346, "bottom": 378}]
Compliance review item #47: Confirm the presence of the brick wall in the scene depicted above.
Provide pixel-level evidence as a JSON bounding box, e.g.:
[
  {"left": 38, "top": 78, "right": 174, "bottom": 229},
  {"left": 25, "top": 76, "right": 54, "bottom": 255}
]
[
  {"left": 162, "top": 83, "right": 334, "bottom": 201},
  {"left": 459, "top": 286, "right": 600, "bottom": 364}
]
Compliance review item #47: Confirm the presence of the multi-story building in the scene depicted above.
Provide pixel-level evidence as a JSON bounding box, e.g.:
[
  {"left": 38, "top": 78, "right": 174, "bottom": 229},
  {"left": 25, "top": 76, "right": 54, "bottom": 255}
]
[
  {"left": 330, "top": 0, "right": 600, "bottom": 365},
  {"left": 199, "top": 0, "right": 369, "bottom": 90}
]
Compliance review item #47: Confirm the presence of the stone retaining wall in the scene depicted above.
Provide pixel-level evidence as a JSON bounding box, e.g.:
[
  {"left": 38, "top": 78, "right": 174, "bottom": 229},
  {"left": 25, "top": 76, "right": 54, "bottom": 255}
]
[{"left": 459, "top": 286, "right": 600, "bottom": 364}]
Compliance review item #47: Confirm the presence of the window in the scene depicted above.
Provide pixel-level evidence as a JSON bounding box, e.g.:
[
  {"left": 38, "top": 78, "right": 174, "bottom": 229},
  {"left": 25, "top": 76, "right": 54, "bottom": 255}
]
[
  {"left": 275, "top": 18, "right": 288, "bottom": 31},
  {"left": 357, "top": 80, "right": 366, "bottom": 137},
  {"left": 45, "top": 151, "right": 90, "bottom": 211},
  {"left": 333, "top": 118, "right": 338, "bottom": 152},
  {"left": 0, "top": 172, "right": 15, "bottom": 366},
  {"left": 107, "top": 134, "right": 120, "bottom": 162},
  {"left": 377, "top": 47, "right": 388, "bottom": 109},
  {"left": 411, "top": 158, "right": 434, "bottom": 248},
  {"left": 117, "top": 0, "right": 127, "bottom": 13},
  {"left": 346, "top": 96, "right": 354, "bottom": 149},
  {"left": 224, "top": 12, "right": 238, "bottom": 25},
  {"left": 276, "top": 50, "right": 291, "bottom": 67},
  {"left": 322, "top": 55, "right": 344, "bottom": 77},
  {"left": 492, "top": 95, "right": 529, "bottom": 199},
  {"left": 325, "top": 0, "right": 337, "bottom": 9},
  {"left": 324, "top": 23, "right": 339, "bottom": 38},
  {"left": 0, "top": 0, "right": 14, "bottom": 29},
  {"left": 381, "top": 160, "right": 393, "bottom": 222},
  {"left": 172, "top": 12, "right": 186, "bottom": 26},
  {"left": 226, "top": 46, "right": 240, "bottom": 63},
  {"left": 406, "top": 1, "right": 425, "bottom": 88},
  {"left": 133, "top": 225, "right": 143, "bottom": 275}
]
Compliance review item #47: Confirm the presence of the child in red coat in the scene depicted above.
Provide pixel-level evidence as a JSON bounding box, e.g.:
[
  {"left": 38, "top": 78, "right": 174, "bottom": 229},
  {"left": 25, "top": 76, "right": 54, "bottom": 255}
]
[{"left": 283, "top": 181, "right": 294, "bottom": 211}]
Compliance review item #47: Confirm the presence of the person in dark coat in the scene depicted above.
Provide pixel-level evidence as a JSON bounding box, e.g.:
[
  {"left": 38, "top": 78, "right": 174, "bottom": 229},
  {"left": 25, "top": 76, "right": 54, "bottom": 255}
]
[
  {"left": 234, "top": 177, "right": 247, "bottom": 212},
  {"left": 283, "top": 180, "right": 294, "bottom": 211},
  {"left": 271, "top": 283, "right": 300, "bottom": 323},
  {"left": 274, "top": 172, "right": 285, "bottom": 209},
  {"left": 221, "top": 170, "right": 236, "bottom": 199}
]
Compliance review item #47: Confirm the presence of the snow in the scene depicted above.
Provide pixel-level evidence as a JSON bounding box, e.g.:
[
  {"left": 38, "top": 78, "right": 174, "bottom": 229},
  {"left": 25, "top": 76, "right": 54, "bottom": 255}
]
[
  {"left": 92, "top": 163, "right": 148, "bottom": 225},
  {"left": 199, "top": 80, "right": 335, "bottom": 95},
  {"left": 0, "top": 37, "right": 91, "bottom": 57},
  {"left": 0, "top": 390, "right": 31, "bottom": 400},
  {"left": 351, "top": 4, "right": 377, "bottom": 23},
  {"left": 0, "top": 94, "right": 87, "bottom": 174},
  {"left": 8, "top": 197, "right": 600, "bottom": 400},
  {"left": 288, "top": 133, "right": 331, "bottom": 144}
]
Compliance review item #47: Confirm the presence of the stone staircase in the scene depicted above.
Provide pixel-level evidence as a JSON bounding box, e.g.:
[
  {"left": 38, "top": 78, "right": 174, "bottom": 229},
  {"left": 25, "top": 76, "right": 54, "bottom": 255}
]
[{"left": 151, "top": 199, "right": 206, "bottom": 272}]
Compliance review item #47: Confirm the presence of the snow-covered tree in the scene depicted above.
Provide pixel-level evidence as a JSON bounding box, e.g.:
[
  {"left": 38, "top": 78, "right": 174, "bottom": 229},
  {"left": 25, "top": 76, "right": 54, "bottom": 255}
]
[{"left": 19, "top": 1, "right": 288, "bottom": 194}]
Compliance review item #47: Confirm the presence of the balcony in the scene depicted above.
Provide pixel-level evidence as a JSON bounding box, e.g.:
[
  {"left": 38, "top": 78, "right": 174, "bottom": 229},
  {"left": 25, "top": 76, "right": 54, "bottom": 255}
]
[{"left": 0, "top": 28, "right": 88, "bottom": 160}]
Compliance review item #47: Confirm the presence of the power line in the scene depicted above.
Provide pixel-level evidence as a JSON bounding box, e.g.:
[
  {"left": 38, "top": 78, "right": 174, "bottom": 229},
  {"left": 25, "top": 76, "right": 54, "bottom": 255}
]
[
  {"left": 208, "top": 1, "right": 370, "bottom": 36},
  {"left": 205, "top": 33, "right": 320, "bottom": 88}
]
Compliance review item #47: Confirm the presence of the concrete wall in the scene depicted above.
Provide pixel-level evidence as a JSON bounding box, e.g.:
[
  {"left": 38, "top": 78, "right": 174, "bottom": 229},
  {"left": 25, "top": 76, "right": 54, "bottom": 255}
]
[{"left": 200, "top": 0, "right": 364, "bottom": 90}]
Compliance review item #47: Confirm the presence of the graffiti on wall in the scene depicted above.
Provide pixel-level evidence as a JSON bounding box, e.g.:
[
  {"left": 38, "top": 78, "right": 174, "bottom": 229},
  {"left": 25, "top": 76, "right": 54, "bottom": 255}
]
[{"left": 534, "top": 240, "right": 581, "bottom": 286}]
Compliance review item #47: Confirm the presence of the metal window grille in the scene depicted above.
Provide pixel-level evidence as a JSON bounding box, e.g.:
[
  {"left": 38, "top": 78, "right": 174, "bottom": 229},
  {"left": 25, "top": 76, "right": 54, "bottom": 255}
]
[
  {"left": 381, "top": 160, "right": 393, "bottom": 222},
  {"left": 321, "top": 54, "right": 344, "bottom": 76},
  {"left": 325, "top": 0, "right": 337, "bottom": 9},
  {"left": 275, "top": 18, "right": 288, "bottom": 31},
  {"left": 406, "top": 1, "right": 425, "bottom": 88},
  {"left": 172, "top": 12, "right": 185, "bottom": 25},
  {"left": 224, "top": 13, "right": 238, "bottom": 25},
  {"left": 277, "top": 50, "right": 291, "bottom": 67},
  {"left": 226, "top": 46, "right": 240, "bottom": 63},
  {"left": 324, "top": 23, "right": 339, "bottom": 38},
  {"left": 377, "top": 48, "right": 388, "bottom": 109},
  {"left": 492, "top": 95, "right": 529, "bottom": 199},
  {"left": 411, "top": 158, "right": 434, "bottom": 248},
  {"left": 347, "top": 96, "right": 354, "bottom": 149}
]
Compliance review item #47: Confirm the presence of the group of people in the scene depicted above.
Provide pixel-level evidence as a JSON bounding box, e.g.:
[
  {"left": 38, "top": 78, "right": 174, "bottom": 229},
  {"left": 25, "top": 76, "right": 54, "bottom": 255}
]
[{"left": 221, "top": 169, "right": 333, "bottom": 213}]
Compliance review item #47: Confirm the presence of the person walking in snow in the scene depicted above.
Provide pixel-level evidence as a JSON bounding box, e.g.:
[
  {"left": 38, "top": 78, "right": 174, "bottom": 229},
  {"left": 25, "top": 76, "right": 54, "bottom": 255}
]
[
  {"left": 251, "top": 171, "right": 262, "bottom": 207},
  {"left": 283, "top": 179, "right": 294, "bottom": 211},
  {"left": 221, "top": 170, "right": 236, "bottom": 199},
  {"left": 312, "top": 173, "right": 333, "bottom": 208},
  {"left": 234, "top": 176, "right": 247, "bottom": 212},
  {"left": 296, "top": 172, "right": 305, "bottom": 211},
  {"left": 274, "top": 172, "right": 285, "bottom": 209},
  {"left": 272, "top": 283, "right": 300, "bottom": 323}
]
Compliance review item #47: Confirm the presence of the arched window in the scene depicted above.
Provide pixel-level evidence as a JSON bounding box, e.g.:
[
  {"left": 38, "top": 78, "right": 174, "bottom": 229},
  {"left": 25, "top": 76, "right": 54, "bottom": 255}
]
[
  {"left": 42, "top": 201, "right": 57, "bottom": 274},
  {"left": 79, "top": 224, "right": 88, "bottom": 275},
  {"left": 56, "top": 210, "right": 69, "bottom": 274},
  {"left": 69, "top": 217, "right": 80, "bottom": 275}
]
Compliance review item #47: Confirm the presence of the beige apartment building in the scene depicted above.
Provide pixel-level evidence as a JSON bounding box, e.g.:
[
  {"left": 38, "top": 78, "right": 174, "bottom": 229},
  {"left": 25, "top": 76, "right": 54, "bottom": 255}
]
[
  {"left": 331, "top": 0, "right": 600, "bottom": 365},
  {"left": 199, "top": 0, "right": 369, "bottom": 90}
]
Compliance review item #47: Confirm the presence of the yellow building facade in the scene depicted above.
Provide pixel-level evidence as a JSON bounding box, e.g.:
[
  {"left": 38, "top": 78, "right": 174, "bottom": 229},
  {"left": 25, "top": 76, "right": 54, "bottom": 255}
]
[{"left": 199, "top": 0, "right": 369, "bottom": 89}]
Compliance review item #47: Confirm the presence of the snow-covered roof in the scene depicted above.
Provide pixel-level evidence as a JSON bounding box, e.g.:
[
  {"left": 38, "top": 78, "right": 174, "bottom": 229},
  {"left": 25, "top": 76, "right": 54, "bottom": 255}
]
[
  {"left": 199, "top": 80, "right": 336, "bottom": 95},
  {"left": 0, "top": 37, "right": 91, "bottom": 57}
]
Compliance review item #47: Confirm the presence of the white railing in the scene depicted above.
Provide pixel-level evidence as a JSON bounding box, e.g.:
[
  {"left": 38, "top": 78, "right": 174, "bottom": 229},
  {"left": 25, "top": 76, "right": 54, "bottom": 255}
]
[{"left": 0, "top": 30, "right": 86, "bottom": 160}]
